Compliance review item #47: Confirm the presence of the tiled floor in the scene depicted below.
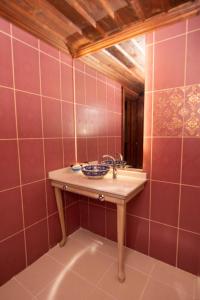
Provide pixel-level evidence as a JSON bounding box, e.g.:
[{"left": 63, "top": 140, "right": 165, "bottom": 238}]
[{"left": 0, "top": 228, "right": 199, "bottom": 300}]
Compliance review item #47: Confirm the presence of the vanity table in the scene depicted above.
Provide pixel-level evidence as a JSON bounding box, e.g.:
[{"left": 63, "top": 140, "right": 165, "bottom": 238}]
[{"left": 48, "top": 167, "right": 147, "bottom": 282}]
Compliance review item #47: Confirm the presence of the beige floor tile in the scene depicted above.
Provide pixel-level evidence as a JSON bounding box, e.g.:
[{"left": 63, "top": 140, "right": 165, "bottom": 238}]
[
  {"left": 15, "top": 255, "right": 63, "bottom": 296},
  {"left": 0, "top": 279, "right": 33, "bottom": 300},
  {"left": 70, "top": 228, "right": 105, "bottom": 245},
  {"left": 124, "top": 248, "right": 156, "bottom": 274},
  {"left": 142, "top": 279, "right": 192, "bottom": 300},
  {"left": 98, "top": 263, "right": 148, "bottom": 300},
  {"left": 195, "top": 277, "right": 200, "bottom": 300},
  {"left": 71, "top": 228, "right": 118, "bottom": 259},
  {"left": 48, "top": 238, "right": 89, "bottom": 266},
  {"left": 1, "top": 229, "right": 199, "bottom": 300},
  {"left": 37, "top": 271, "right": 93, "bottom": 300},
  {"left": 87, "top": 287, "right": 116, "bottom": 300},
  {"left": 71, "top": 248, "right": 114, "bottom": 284},
  {"left": 94, "top": 238, "right": 118, "bottom": 259},
  {"left": 151, "top": 261, "right": 196, "bottom": 297}
]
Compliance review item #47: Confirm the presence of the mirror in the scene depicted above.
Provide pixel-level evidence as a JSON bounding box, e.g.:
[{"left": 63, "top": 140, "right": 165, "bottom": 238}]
[{"left": 121, "top": 36, "right": 145, "bottom": 169}]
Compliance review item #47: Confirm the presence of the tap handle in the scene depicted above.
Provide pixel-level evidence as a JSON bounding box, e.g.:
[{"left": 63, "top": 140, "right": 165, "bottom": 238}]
[
  {"left": 116, "top": 153, "right": 123, "bottom": 161},
  {"left": 102, "top": 154, "right": 116, "bottom": 162}
]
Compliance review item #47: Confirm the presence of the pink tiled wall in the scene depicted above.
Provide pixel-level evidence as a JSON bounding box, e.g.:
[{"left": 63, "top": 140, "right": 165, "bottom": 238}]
[
  {"left": 79, "top": 15, "right": 200, "bottom": 278},
  {"left": 0, "top": 17, "right": 122, "bottom": 285},
  {"left": 143, "top": 15, "right": 200, "bottom": 275}
]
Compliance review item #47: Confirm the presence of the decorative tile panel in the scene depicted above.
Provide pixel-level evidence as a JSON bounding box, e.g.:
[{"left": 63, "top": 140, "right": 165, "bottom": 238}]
[
  {"left": 153, "top": 88, "right": 184, "bottom": 136},
  {"left": 184, "top": 84, "right": 200, "bottom": 136}
]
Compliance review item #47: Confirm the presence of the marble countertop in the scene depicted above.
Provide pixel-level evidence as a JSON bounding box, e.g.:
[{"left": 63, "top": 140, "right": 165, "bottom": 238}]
[{"left": 48, "top": 167, "right": 147, "bottom": 200}]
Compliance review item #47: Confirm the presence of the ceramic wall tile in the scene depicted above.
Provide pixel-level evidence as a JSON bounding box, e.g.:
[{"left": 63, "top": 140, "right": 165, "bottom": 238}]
[
  {"left": 0, "top": 15, "right": 122, "bottom": 286},
  {"left": 154, "top": 36, "right": 185, "bottom": 90},
  {"left": 153, "top": 88, "right": 184, "bottom": 136}
]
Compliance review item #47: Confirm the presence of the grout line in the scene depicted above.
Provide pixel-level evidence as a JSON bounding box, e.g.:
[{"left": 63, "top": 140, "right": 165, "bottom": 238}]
[
  {"left": 144, "top": 134, "right": 200, "bottom": 139},
  {"left": 1, "top": 213, "right": 199, "bottom": 246},
  {"left": 96, "top": 261, "right": 116, "bottom": 286},
  {"left": 0, "top": 229, "right": 24, "bottom": 244},
  {"left": 25, "top": 217, "right": 48, "bottom": 230},
  {"left": 176, "top": 19, "right": 188, "bottom": 267},
  {"left": 0, "top": 87, "right": 121, "bottom": 110},
  {"left": 32, "top": 254, "right": 68, "bottom": 298},
  {"left": 148, "top": 30, "right": 155, "bottom": 255},
  {"left": 146, "top": 26, "right": 200, "bottom": 47},
  {"left": 0, "top": 185, "right": 21, "bottom": 193},
  {"left": 150, "top": 179, "right": 179, "bottom": 185},
  {"left": 38, "top": 39, "right": 50, "bottom": 250},
  {"left": 153, "top": 31, "right": 186, "bottom": 45},
  {"left": 92, "top": 287, "right": 117, "bottom": 300},
  {"left": 192, "top": 278, "right": 197, "bottom": 300},
  {"left": 139, "top": 275, "right": 151, "bottom": 300},
  {"left": 13, "top": 277, "right": 35, "bottom": 298},
  {"left": 47, "top": 238, "right": 116, "bottom": 298},
  {"left": 72, "top": 60, "right": 78, "bottom": 163},
  {"left": 61, "top": 198, "right": 200, "bottom": 236},
  {"left": 59, "top": 50, "right": 65, "bottom": 168},
  {"left": 145, "top": 82, "right": 200, "bottom": 94},
  {"left": 0, "top": 28, "right": 131, "bottom": 92},
  {"left": 0, "top": 135, "right": 122, "bottom": 141},
  {"left": 10, "top": 24, "right": 28, "bottom": 267},
  {"left": 0, "top": 84, "right": 71, "bottom": 103},
  {"left": 22, "top": 178, "right": 45, "bottom": 186},
  {"left": 145, "top": 136, "right": 183, "bottom": 139}
]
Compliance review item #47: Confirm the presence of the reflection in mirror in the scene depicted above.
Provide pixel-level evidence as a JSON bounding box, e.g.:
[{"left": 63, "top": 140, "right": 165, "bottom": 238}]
[{"left": 121, "top": 36, "right": 145, "bottom": 169}]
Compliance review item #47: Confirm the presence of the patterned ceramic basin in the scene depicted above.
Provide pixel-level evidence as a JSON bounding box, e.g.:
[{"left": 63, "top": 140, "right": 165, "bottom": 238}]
[{"left": 81, "top": 164, "right": 110, "bottom": 179}]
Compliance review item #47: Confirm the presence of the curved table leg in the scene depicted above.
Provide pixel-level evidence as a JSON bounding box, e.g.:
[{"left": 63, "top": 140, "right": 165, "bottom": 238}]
[
  {"left": 117, "top": 202, "right": 126, "bottom": 282},
  {"left": 54, "top": 187, "right": 67, "bottom": 247}
]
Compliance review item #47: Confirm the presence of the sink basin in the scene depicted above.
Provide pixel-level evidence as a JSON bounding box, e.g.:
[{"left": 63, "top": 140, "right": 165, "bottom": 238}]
[{"left": 81, "top": 164, "right": 110, "bottom": 179}]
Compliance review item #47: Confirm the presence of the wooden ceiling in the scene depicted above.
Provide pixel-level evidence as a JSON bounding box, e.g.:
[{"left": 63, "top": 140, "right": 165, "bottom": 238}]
[{"left": 1, "top": 0, "right": 200, "bottom": 93}]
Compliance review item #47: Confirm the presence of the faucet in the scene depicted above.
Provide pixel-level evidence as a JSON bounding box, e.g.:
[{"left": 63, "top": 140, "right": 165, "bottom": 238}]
[
  {"left": 102, "top": 154, "right": 117, "bottom": 179},
  {"left": 116, "top": 153, "right": 123, "bottom": 161}
]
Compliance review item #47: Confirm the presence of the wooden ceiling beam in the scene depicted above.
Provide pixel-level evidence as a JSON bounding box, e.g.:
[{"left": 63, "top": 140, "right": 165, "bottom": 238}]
[
  {"left": 0, "top": 0, "right": 71, "bottom": 53},
  {"left": 93, "top": 51, "right": 144, "bottom": 92},
  {"left": 100, "top": 50, "right": 134, "bottom": 80},
  {"left": 46, "top": 0, "right": 86, "bottom": 35},
  {"left": 66, "top": 0, "right": 96, "bottom": 28},
  {"left": 98, "top": 0, "right": 126, "bottom": 29},
  {"left": 102, "top": 49, "right": 144, "bottom": 83},
  {"left": 98, "top": 0, "right": 115, "bottom": 19},
  {"left": 82, "top": 55, "right": 139, "bottom": 93},
  {"left": 40, "top": 0, "right": 82, "bottom": 35},
  {"left": 128, "top": 0, "right": 146, "bottom": 19},
  {"left": 163, "top": 0, "right": 171, "bottom": 12},
  {"left": 114, "top": 44, "right": 144, "bottom": 74},
  {"left": 47, "top": 0, "right": 106, "bottom": 47},
  {"left": 74, "top": 0, "right": 200, "bottom": 57},
  {"left": 131, "top": 38, "right": 145, "bottom": 56}
]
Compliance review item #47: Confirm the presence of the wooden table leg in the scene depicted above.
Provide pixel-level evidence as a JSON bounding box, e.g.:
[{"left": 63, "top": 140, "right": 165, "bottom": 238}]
[
  {"left": 54, "top": 187, "right": 67, "bottom": 247},
  {"left": 117, "top": 202, "right": 126, "bottom": 282}
]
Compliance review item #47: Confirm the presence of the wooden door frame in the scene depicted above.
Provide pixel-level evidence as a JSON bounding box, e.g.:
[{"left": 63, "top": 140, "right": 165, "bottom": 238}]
[{"left": 121, "top": 87, "right": 139, "bottom": 158}]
